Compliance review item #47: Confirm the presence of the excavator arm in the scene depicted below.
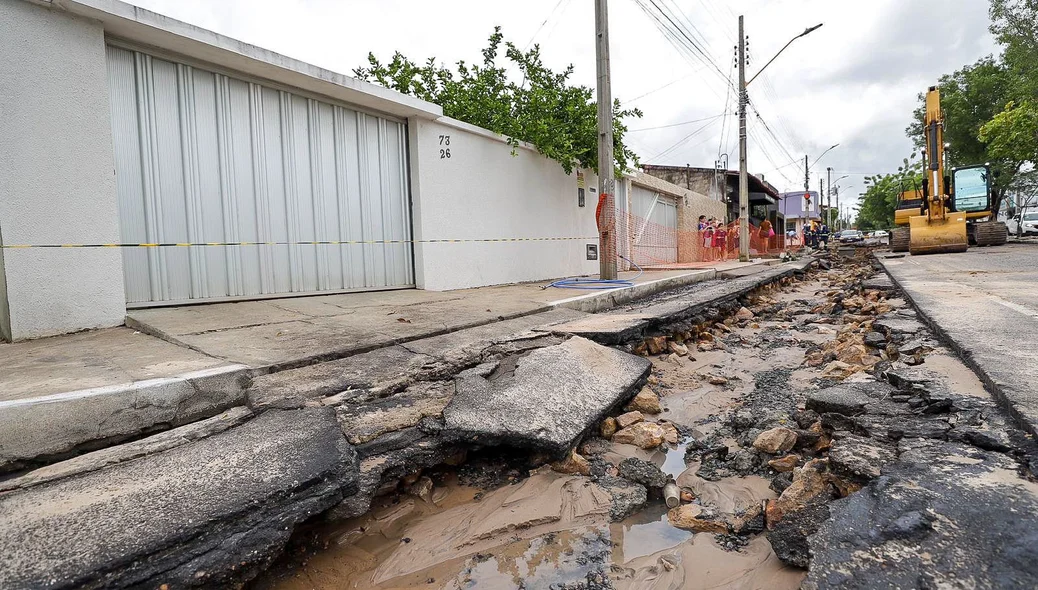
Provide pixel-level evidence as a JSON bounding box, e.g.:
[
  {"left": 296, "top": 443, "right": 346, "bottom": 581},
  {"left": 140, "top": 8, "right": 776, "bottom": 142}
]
[{"left": 908, "top": 87, "right": 968, "bottom": 255}]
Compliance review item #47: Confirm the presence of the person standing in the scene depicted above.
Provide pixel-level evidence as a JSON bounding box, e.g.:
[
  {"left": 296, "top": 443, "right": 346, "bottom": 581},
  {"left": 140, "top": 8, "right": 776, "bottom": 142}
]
[
  {"left": 714, "top": 222, "right": 728, "bottom": 261},
  {"left": 703, "top": 220, "right": 716, "bottom": 262}
]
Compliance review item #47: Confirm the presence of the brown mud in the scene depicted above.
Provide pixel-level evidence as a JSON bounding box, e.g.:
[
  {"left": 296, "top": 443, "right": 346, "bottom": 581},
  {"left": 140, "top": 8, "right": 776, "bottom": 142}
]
[{"left": 251, "top": 254, "right": 996, "bottom": 590}]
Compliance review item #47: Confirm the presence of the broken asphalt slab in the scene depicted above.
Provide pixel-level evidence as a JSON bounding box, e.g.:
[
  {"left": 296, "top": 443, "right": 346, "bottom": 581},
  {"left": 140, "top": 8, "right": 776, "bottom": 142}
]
[
  {"left": 805, "top": 439, "right": 1038, "bottom": 590},
  {"left": 546, "top": 259, "right": 817, "bottom": 344},
  {"left": 0, "top": 407, "right": 357, "bottom": 590},
  {"left": 876, "top": 249, "right": 1038, "bottom": 437},
  {"left": 443, "top": 336, "right": 651, "bottom": 455},
  {"left": 246, "top": 308, "right": 584, "bottom": 410}
]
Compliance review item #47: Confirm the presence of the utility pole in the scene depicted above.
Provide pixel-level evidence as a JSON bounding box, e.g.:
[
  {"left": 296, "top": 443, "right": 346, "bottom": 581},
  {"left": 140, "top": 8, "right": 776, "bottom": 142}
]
[
  {"left": 819, "top": 178, "right": 824, "bottom": 219},
  {"left": 737, "top": 15, "right": 749, "bottom": 262},
  {"left": 595, "top": 0, "right": 617, "bottom": 280},
  {"left": 834, "top": 185, "right": 840, "bottom": 230},
  {"left": 804, "top": 155, "right": 810, "bottom": 193},
  {"left": 826, "top": 167, "right": 832, "bottom": 225}
]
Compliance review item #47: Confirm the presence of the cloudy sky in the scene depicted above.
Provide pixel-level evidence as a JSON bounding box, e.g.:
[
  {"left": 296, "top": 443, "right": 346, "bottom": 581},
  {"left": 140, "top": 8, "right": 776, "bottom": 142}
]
[{"left": 130, "top": 0, "right": 999, "bottom": 217}]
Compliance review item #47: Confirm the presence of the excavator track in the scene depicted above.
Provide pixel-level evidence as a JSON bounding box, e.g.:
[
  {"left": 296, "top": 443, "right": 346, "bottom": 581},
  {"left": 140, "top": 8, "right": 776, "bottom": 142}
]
[
  {"left": 974, "top": 221, "right": 1008, "bottom": 247},
  {"left": 891, "top": 228, "right": 911, "bottom": 253}
]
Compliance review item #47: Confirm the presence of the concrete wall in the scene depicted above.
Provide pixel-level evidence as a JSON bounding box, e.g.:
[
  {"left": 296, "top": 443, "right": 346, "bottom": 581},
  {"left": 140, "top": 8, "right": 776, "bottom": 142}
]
[
  {"left": 0, "top": 0, "right": 125, "bottom": 341},
  {"left": 627, "top": 172, "right": 725, "bottom": 264},
  {"left": 410, "top": 117, "right": 601, "bottom": 291}
]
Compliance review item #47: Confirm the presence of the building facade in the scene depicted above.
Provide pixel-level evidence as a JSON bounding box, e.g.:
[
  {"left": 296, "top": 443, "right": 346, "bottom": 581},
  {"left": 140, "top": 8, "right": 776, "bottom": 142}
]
[{"left": 0, "top": 0, "right": 719, "bottom": 341}]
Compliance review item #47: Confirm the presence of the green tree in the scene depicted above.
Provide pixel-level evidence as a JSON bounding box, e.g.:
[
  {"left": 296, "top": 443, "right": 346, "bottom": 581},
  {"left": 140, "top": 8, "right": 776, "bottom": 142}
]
[
  {"left": 855, "top": 155, "right": 924, "bottom": 230},
  {"left": 354, "top": 28, "right": 642, "bottom": 176},
  {"left": 990, "top": 0, "right": 1038, "bottom": 97}
]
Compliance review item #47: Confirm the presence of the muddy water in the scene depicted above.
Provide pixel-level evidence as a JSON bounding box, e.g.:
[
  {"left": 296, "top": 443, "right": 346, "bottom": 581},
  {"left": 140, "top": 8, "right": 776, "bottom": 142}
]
[
  {"left": 256, "top": 470, "right": 797, "bottom": 590},
  {"left": 253, "top": 275, "right": 900, "bottom": 590}
]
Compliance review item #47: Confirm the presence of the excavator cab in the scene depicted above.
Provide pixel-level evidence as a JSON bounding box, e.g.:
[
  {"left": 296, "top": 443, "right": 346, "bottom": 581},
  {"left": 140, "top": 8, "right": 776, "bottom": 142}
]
[{"left": 952, "top": 165, "right": 992, "bottom": 214}]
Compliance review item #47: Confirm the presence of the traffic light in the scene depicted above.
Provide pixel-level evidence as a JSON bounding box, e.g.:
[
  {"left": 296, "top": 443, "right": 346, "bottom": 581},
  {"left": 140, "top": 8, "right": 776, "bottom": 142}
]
[{"left": 804, "top": 192, "right": 811, "bottom": 207}]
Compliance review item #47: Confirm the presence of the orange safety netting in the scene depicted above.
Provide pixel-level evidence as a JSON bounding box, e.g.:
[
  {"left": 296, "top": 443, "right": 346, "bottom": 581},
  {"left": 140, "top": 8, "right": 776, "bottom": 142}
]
[{"left": 607, "top": 211, "right": 799, "bottom": 270}]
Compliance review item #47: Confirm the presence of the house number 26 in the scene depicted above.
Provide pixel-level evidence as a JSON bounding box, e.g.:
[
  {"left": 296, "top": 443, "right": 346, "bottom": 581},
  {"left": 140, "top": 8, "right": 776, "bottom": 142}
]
[{"left": 439, "top": 135, "right": 451, "bottom": 159}]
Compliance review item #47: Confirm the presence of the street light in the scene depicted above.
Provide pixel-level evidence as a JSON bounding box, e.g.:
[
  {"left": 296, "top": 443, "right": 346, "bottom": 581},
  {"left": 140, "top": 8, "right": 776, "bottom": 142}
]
[
  {"left": 738, "top": 19, "right": 823, "bottom": 261},
  {"left": 746, "top": 24, "right": 824, "bottom": 87}
]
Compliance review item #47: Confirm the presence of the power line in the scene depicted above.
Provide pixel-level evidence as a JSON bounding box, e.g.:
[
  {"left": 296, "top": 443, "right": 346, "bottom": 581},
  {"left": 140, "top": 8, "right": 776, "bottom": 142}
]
[
  {"left": 626, "top": 71, "right": 701, "bottom": 103},
  {"left": 644, "top": 117, "right": 722, "bottom": 162},
  {"left": 628, "top": 112, "right": 727, "bottom": 132},
  {"left": 522, "top": 0, "right": 569, "bottom": 51}
]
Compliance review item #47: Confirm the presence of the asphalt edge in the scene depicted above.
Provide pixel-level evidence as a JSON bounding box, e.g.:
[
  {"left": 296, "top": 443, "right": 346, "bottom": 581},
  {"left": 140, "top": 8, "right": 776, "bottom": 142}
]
[{"left": 874, "top": 253, "right": 1038, "bottom": 439}]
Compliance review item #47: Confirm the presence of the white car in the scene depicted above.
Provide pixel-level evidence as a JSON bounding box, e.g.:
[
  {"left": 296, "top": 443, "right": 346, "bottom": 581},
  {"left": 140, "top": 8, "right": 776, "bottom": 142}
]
[
  {"left": 872, "top": 230, "right": 889, "bottom": 238},
  {"left": 1008, "top": 212, "right": 1038, "bottom": 236}
]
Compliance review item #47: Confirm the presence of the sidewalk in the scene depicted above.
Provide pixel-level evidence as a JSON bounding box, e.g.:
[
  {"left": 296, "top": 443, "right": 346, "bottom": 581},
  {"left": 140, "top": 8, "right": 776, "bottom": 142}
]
[{"left": 0, "top": 262, "right": 769, "bottom": 469}]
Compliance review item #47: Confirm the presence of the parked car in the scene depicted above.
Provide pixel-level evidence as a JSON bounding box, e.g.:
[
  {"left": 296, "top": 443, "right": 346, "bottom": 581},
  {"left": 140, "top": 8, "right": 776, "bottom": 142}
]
[
  {"left": 872, "top": 230, "right": 889, "bottom": 238},
  {"left": 837, "top": 229, "right": 864, "bottom": 243},
  {"left": 1007, "top": 212, "right": 1038, "bottom": 236}
]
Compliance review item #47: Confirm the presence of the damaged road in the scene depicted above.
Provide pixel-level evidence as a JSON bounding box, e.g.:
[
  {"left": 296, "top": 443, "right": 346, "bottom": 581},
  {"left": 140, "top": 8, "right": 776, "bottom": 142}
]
[{"left": 6, "top": 252, "right": 1037, "bottom": 590}]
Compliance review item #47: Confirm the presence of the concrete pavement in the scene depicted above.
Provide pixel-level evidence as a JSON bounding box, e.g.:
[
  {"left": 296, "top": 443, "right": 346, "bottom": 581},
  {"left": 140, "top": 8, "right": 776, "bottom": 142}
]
[
  {"left": 0, "top": 260, "right": 779, "bottom": 471},
  {"left": 877, "top": 244, "right": 1038, "bottom": 436}
]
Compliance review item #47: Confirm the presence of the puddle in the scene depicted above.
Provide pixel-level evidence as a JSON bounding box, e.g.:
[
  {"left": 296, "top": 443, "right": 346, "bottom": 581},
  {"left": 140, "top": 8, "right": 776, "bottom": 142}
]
[
  {"left": 616, "top": 505, "right": 692, "bottom": 561},
  {"left": 661, "top": 441, "right": 690, "bottom": 479}
]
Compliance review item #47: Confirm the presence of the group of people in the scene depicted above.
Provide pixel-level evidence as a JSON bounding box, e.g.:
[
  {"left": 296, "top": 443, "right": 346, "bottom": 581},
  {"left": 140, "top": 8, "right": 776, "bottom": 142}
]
[
  {"left": 697, "top": 215, "right": 735, "bottom": 261},
  {"left": 786, "top": 220, "right": 832, "bottom": 249}
]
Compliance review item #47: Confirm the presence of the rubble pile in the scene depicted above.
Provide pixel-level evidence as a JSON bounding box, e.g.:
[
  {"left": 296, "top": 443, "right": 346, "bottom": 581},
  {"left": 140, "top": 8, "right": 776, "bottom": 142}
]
[{"left": 580, "top": 250, "right": 1038, "bottom": 588}]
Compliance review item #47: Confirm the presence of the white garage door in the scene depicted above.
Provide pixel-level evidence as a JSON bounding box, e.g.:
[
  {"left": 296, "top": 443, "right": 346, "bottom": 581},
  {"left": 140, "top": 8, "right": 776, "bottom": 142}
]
[
  {"left": 106, "top": 45, "right": 414, "bottom": 306},
  {"left": 630, "top": 185, "right": 678, "bottom": 266}
]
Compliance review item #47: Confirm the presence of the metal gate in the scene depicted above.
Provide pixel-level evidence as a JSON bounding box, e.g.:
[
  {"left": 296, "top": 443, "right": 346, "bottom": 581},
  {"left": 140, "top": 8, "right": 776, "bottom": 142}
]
[
  {"left": 106, "top": 45, "right": 414, "bottom": 305},
  {"left": 630, "top": 185, "right": 678, "bottom": 266}
]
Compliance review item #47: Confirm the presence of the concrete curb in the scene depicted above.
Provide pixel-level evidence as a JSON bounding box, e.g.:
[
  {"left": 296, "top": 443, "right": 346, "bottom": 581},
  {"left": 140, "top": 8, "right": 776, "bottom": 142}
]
[
  {"left": 0, "top": 364, "right": 250, "bottom": 471},
  {"left": 550, "top": 258, "right": 818, "bottom": 345},
  {"left": 548, "top": 269, "right": 716, "bottom": 313},
  {"left": 875, "top": 254, "right": 1038, "bottom": 439}
]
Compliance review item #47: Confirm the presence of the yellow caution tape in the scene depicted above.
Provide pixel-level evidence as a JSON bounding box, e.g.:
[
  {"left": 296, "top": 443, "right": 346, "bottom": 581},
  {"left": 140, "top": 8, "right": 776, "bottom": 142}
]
[{"left": 0, "top": 237, "right": 601, "bottom": 248}]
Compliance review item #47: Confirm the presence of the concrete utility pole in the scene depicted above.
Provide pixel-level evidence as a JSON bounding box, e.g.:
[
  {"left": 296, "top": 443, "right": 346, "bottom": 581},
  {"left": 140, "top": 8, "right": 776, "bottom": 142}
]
[
  {"left": 738, "top": 18, "right": 821, "bottom": 261},
  {"left": 826, "top": 166, "right": 833, "bottom": 225},
  {"left": 595, "top": 0, "right": 617, "bottom": 280},
  {"left": 819, "top": 178, "right": 824, "bottom": 218},
  {"left": 737, "top": 15, "right": 749, "bottom": 262},
  {"left": 804, "top": 155, "right": 810, "bottom": 193}
]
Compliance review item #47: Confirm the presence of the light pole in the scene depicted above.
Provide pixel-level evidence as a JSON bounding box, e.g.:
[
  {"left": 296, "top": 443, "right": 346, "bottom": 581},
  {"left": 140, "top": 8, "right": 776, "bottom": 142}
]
[
  {"left": 738, "top": 20, "right": 823, "bottom": 261},
  {"left": 831, "top": 175, "right": 848, "bottom": 229}
]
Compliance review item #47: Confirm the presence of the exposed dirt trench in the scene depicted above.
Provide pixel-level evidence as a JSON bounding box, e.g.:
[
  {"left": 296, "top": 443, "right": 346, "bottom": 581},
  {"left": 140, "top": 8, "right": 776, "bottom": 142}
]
[{"left": 251, "top": 253, "right": 1034, "bottom": 590}]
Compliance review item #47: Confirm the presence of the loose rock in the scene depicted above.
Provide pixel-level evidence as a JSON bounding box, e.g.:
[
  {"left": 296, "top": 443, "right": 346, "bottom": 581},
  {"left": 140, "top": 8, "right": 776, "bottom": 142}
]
[
  {"left": 551, "top": 450, "right": 591, "bottom": 476},
  {"left": 753, "top": 427, "right": 798, "bottom": 454},
  {"left": 612, "top": 422, "right": 666, "bottom": 449},
  {"left": 707, "top": 375, "right": 729, "bottom": 385},
  {"left": 667, "top": 504, "right": 730, "bottom": 533},
  {"left": 409, "top": 476, "right": 434, "bottom": 503},
  {"left": 667, "top": 341, "right": 690, "bottom": 356},
  {"left": 736, "top": 307, "right": 755, "bottom": 320},
  {"left": 616, "top": 411, "right": 645, "bottom": 429},
  {"left": 768, "top": 455, "right": 799, "bottom": 472},
  {"left": 600, "top": 417, "right": 618, "bottom": 439},
  {"left": 625, "top": 389, "right": 662, "bottom": 415},
  {"left": 617, "top": 457, "right": 667, "bottom": 489}
]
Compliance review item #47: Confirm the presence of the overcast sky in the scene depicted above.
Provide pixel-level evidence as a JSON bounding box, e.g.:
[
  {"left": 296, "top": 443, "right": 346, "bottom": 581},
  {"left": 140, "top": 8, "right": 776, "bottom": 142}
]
[{"left": 129, "top": 0, "right": 998, "bottom": 217}]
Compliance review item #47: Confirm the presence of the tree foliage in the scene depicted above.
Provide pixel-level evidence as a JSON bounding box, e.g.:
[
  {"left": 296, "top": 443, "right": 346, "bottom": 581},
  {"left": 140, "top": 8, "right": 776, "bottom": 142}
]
[
  {"left": 980, "top": 101, "right": 1038, "bottom": 163},
  {"left": 855, "top": 155, "right": 923, "bottom": 231},
  {"left": 353, "top": 28, "right": 642, "bottom": 176}
]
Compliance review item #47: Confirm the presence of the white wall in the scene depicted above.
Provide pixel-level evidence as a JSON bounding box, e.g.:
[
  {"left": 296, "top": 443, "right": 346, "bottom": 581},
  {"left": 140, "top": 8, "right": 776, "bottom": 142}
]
[
  {"left": 0, "top": 0, "right": 125, "bottom": 340},
  {"left": 410, "top": 117, "right": 602, "bottom": 291}
]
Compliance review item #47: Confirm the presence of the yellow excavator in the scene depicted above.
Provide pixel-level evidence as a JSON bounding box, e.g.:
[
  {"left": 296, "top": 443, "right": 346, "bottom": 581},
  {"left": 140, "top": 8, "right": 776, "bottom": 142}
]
[{"left": 890, "top": 86, "right": 1007, "bottom": 254}]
